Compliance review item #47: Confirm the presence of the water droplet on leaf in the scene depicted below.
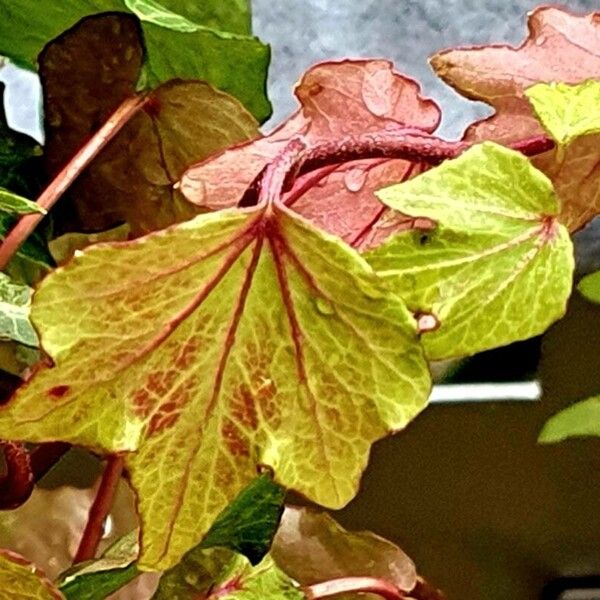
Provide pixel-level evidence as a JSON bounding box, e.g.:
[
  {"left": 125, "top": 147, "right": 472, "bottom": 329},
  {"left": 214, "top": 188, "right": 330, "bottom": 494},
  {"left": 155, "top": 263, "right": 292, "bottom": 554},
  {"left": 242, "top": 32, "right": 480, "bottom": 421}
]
[{"left": 343, "top": 167, "right": 367, "bottom": 192}]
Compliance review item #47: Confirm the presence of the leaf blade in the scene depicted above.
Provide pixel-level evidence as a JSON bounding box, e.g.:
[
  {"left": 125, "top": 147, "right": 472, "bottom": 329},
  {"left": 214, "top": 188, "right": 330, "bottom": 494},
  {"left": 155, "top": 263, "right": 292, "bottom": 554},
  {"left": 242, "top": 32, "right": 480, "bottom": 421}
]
[
  {"left": 366, "top": 142, "right": 574, "bottom": 359},
  {"left": 0, "top": 206, "right": 430, "bottom": 570},
  {"left": 539, "top": 396, "right": 600, "bottom": 443}
]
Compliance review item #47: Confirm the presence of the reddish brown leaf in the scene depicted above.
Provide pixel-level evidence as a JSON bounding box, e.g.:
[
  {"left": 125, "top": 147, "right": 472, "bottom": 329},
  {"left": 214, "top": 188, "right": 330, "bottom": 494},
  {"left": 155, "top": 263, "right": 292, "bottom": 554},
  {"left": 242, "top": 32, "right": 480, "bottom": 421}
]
[
  {"left": 40, "top": 13, "right": 260, "bottom": 236},
  {"left": 431, "top": 6, "right": 600, "bottom": 143},
  {"left": 179, "top": 60, "right": 440, "bottom": 242},
  {"left": 430, "top": 6, "right": 600, "bottom": 231},
  {"left": 286, "top": 158, "right": 433, "bottom": 249}
]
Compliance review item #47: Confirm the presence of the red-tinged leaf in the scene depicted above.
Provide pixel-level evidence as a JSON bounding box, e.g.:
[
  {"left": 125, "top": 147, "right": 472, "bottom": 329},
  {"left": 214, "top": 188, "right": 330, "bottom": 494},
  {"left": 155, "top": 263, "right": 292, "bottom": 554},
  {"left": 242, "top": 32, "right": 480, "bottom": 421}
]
[
  {"left": 430, "top": 6, "right": 600, "bottom": 144},
  {"left": 178, "top": 59, "right": 440, "bottom": 224},
  {"left": 271, "top": 507, "right": 417, "bottom": 595},
  {"left": 430, "top": 6, "right": 600, "bottom": 232},
  {"left": 285, "top": 159, "right": 433, "bottom": 250},
  {"left": 0, "top": 549, "right": 64, "bottom": 600},
  {"left": 40, "top": 13, "right": 259, "bottom": 236},
  {"left": 0, "top": 205, "right": 430, "bottom": 570}
]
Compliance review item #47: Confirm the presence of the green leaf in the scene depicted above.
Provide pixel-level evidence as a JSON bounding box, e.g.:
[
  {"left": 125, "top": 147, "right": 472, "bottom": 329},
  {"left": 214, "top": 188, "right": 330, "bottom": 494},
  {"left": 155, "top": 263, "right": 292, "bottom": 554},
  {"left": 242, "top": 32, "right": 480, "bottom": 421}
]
[
  {"left": 366, "top": 142, "right": 574, "bottom": 359},
  {"left": 0, "top": 273, "right": 38, "bottom": 347},
  {"left": 578, "top": 270, "right": 600, "bottom": 304},
  {"left": 526, "top": 80, "right": 600, "bottom": 147},
  {"left": 0, "top": 188, "right": 44, "bottom": 215},
  {"left": 124, "top": 0, "right": 209, "bottom": 32},
  {"left": 539, "top": 396, "right": 600, "bottom": 443},
  {"left": 0, "top": 1, "right": 270, "bottom": 121},
  {"left": 155, "top": 550, "right": 303, "bottom": 600},
  {"left": 0, "top": 549, "right": 64, "bottom": 599},
  {"left": 0, "top": 204, "right": 430, "bottom": 569},
  {"left": 0, "top": 213, "right": 53, "bottom": 286}
]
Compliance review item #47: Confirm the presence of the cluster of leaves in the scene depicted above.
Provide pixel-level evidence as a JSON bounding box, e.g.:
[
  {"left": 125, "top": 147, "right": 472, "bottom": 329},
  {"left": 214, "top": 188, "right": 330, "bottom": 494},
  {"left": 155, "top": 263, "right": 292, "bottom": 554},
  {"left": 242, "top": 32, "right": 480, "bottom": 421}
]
[{"left": 0, "top": 1, "right": 599, "bottom": 599}]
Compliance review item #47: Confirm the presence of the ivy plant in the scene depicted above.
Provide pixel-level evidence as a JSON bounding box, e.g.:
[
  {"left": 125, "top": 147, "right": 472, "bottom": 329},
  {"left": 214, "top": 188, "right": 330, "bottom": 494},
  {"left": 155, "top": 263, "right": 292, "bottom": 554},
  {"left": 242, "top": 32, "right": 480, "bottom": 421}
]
[{"left": 0, "top": 2, "right": 598, "bottom": 599}]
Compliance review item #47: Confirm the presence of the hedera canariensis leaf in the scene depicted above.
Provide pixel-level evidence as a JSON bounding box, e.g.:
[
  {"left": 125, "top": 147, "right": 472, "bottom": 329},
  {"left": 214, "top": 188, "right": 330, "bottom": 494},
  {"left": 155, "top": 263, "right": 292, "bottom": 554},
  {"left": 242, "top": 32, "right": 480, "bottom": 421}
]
[
  {"left": 524, "top": 79, "right": 600, "bottom": 231},
  {"left": 40, "top": 13, "right": 260, "bottom": 236},
  {"left": 430, "top": 6, "right": 600, "bottom": 144},
  {"left": 0, "top": 0, "right": 271, "bottom": 121},
  {"left": 0, "top": 549, "right": 64, "bottom": 600},
  {"left": 48, "top": 225, "right": 131, "bottom": 266},
  {"left": 0, "top": 203, "right": 430, "bottom": 569},
  {"left": 179, "top": 60, "right": 440, "bottom": 243},
  {"left": 539, "top": 395, "right": 600, "bottom": 443},
  {"left": 59, "top": 475, "right": 285, "bottom": 599},
  {"left": 0, "top": 273, "right": 38, "bottom": 348},
  {"left": 526, "top": 80, "right": 600, "bottom": 148},
  {"left": 156, "top": 550, "right": 304, "bottom": 600},
  {"left": 200, "top": 474, "right": 285, "bottom": 564},
  {"left": 366, "top": 143, "right": 574, "bottom": 360},
  {"left": 430, "top": 6, "right": 600, "bottom": 232},
  {"left": 271, "top": 506, "right": 417, "bottom": 596}
]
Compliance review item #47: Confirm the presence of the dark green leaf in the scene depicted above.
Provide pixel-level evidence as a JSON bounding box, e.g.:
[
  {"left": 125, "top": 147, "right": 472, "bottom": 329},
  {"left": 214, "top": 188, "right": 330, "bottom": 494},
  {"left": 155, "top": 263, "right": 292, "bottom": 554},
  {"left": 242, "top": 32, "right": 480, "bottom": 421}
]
[
  {"left": 201, "top": 474, "right": 285, "bottom": 564},
  {"left": 0, "top": 213, "right": 53, "bottom": 286}
]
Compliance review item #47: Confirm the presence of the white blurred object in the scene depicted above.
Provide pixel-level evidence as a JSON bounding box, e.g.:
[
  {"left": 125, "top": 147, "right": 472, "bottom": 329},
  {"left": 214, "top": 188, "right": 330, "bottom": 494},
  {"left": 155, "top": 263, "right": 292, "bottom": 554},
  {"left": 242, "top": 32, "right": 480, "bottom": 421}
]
[{"left": 0, "top": 61, "right": 44, "bottom": 143}]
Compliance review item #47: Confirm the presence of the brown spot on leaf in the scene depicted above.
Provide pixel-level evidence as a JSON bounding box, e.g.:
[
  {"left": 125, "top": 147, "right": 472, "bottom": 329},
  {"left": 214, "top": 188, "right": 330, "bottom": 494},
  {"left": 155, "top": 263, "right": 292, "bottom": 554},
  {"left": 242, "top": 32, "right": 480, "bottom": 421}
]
[{"left": 47, "top": 385, "right": 70, "bottom": 399}]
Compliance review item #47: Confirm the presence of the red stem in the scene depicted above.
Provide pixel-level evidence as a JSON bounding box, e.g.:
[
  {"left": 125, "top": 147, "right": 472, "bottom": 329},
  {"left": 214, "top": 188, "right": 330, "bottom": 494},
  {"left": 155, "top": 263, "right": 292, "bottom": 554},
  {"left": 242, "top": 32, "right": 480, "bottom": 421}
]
[
  {"left": 0, "top": 94, "right": 149, "bottom": 271},
  {"left": 305, "top": 577, "right": 406, "bottom": 600},
  {"left": 73, "top": 454, "right": 124, "bottom": 564},
  {"left": 240, "top": 130, "right": 554, "bottom": 208}
]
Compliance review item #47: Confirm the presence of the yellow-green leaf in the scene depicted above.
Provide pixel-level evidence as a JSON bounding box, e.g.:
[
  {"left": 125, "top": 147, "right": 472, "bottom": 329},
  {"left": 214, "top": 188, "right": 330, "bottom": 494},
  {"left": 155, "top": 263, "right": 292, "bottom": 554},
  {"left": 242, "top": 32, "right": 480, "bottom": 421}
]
[
  {"left": 156, "top": 550, "right": 304, "bottom": 600},
  {"left": 366, "top": 142, "right": 574, "bottom": 360},
  {"left": 578, "top": 269, "right": 600, "bottom": 304},
  {"left": 0, "top": 549, "right": 64, "bottom": 600},
  {"left": 526, "top": 80, "right": 600, "bottom": 147},
  {"left": 0, "top": 205, "right": 430, "bottom": 570},
  {"left": 539, "top": 396, "right": 600, "bottom": 443}
]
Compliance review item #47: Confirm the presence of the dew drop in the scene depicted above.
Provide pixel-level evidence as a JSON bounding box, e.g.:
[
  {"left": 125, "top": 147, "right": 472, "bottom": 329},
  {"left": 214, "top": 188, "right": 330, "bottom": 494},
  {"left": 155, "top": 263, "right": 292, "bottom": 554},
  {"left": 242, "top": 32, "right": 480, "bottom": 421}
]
[
  {"left": 315, "top": 297, "right": 335, "bottom": 315},
  {"left": 343, "top": 167, "right": 367, "bottom": 192}
]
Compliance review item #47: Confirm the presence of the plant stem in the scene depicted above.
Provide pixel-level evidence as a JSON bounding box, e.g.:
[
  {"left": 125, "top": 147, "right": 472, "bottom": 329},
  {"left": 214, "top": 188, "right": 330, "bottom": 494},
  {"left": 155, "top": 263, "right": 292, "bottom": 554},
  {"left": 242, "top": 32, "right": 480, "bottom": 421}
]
[
  {"left": 305, "top": 577, "right": 406, "bottom": 600},
  {"left": 240, "top": 130, "right": 554, "bottom": 208},
  {"left": 73, "top": 454, "right": 124, "bottom": 564},
  {"left": 0, "top": 94, "right": 149, "bottom": 271}
]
